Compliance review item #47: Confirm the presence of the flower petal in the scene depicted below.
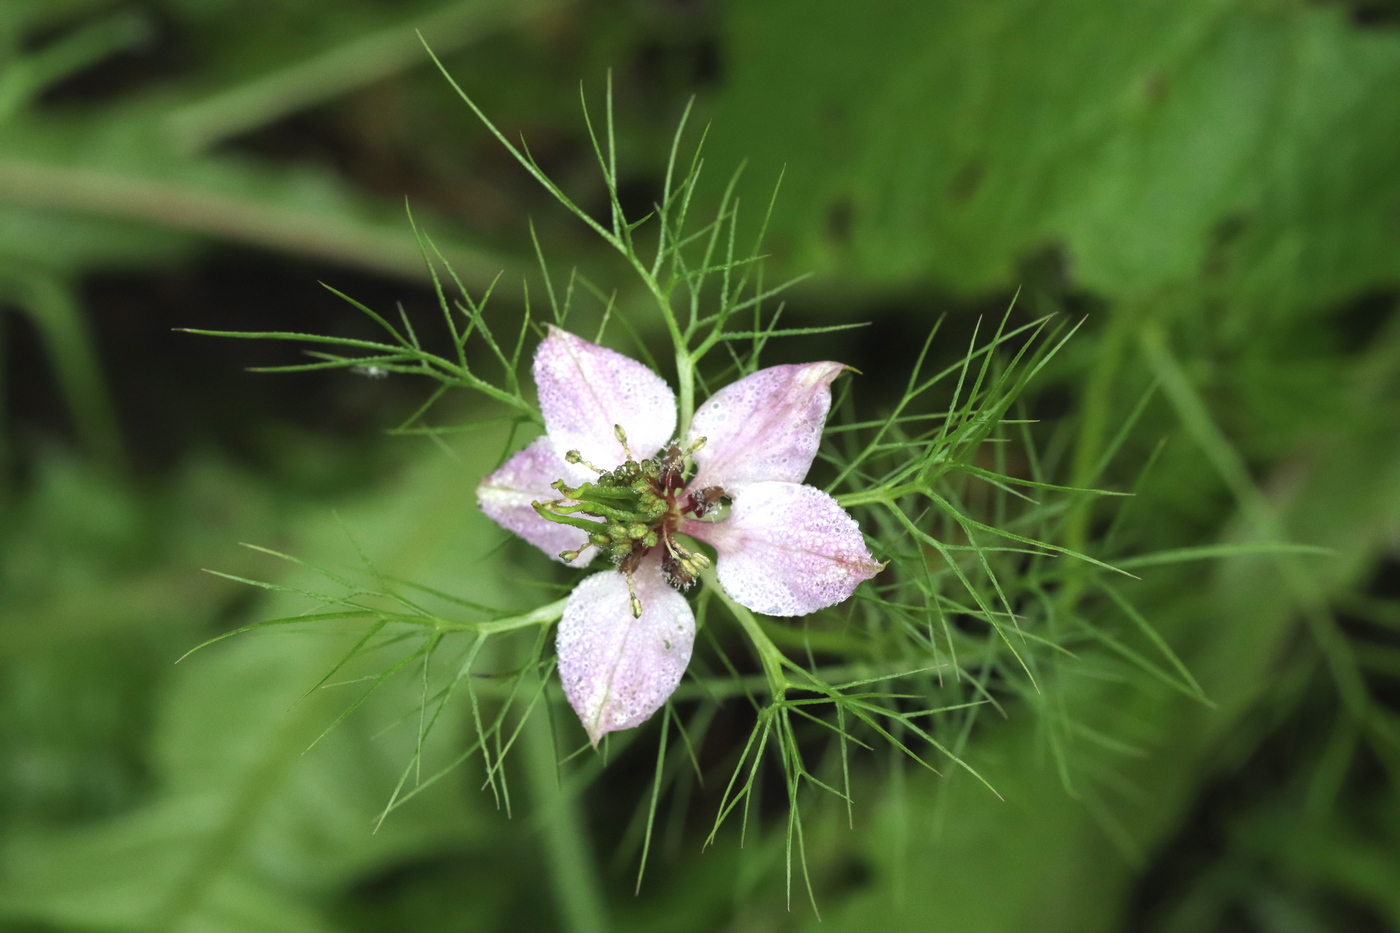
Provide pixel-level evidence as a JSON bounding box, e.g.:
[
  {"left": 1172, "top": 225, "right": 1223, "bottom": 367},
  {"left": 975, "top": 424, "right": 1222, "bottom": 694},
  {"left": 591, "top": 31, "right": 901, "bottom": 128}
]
[
  {"left": 683, "top": 481, "right": 880, "bottom": 617},
  {"left": 535, "top": 326, "right": 677, "bottom": 470},
  {"left": 476, "top": 435, "right": 598, "bottom": 564},
  {"left": 556, "top": 552, "right": 695, "bottom": 745},
  {"left": 687, "top": 362, "right": 846, "bottom": 489}
]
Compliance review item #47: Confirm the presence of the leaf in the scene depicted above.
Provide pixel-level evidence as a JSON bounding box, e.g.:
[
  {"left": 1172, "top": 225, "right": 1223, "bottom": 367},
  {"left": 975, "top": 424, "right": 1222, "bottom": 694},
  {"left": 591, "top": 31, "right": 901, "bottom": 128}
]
[
  {"left": 709, "top": 0, "right": 1400, "bottom": 314},
  {"left": 0, "top": 432, "right": 525, "bottom": 930},
  {"left": 0, "top": 111, "right": 515, "bottom": 283}
]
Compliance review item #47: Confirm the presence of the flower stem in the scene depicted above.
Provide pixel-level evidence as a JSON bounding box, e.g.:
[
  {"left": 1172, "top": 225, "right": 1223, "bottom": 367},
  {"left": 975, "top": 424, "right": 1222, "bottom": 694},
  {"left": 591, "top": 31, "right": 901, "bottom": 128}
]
[
  {"left": 836, "top": 481, "right": 924, "bottom": 508},
  {"left": 700, "top": 567, "right": 787, "bottom": 697},
  {"left": 443, "top": 597, "right": 567, "bottom": 636},
  {"left": 627, "top": 260, "right": 693, "bottom": 435},
  {"left": 675, "top": 347, "right": 695, "bottom": 439}
]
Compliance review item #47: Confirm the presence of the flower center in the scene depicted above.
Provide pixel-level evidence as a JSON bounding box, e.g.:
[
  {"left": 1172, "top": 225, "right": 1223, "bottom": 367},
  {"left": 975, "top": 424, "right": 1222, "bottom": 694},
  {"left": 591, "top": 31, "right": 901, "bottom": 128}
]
[{"left": 532, "top": 425, "right": 727, "bottom": 617}]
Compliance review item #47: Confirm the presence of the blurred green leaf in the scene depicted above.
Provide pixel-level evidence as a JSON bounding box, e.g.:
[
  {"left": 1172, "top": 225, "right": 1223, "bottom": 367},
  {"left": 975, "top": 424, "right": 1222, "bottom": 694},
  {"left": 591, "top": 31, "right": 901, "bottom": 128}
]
[
  {"left": 0, "top": 2, "right": 550, "bottom": 284},
  {"left": 0, "top": 109, "right": 515, "bottom": 282},
  {"left": 0, "top": 437, "right": 527, "bottom": 931},
  {"left": 712, "top": 0, "right": 1400, "bottom": 318}
]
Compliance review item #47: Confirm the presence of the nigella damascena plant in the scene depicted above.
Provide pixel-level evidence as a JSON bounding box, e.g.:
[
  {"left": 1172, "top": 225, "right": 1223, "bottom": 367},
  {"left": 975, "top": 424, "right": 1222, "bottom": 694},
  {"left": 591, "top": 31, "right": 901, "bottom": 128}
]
[{"left": 477, "top": 327, "right": 882, "bottom": 744}]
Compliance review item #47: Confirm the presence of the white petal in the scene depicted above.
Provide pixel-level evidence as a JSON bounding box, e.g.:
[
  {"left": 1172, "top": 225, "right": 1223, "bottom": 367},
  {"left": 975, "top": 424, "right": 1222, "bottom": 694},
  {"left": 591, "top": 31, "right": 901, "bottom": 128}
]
[
  {"left": 555, "top": 552, "right": 694, "bottom": 745},
  {"left": 535, "top": 326, "right": 677, "bottom": 471},
  {"left": 683, "top": 481, "right": 880, "bottom": 617},
  {"left": 476, "top": 436, "right": 598, "bottom": 565},
  {"left": 688, "top": 362, "right": 846, "bottom": 490}
]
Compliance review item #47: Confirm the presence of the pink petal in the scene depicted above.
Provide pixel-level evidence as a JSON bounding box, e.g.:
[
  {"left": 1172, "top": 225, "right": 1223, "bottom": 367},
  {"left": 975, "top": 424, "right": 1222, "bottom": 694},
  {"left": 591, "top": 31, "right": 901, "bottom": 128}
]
[
  {"left": 683, "top": 481, "right": 880, "bottom": 617},
  {"left": 476, "top": 435, "right": 598, "bottom": 564},
  {"left": 555, "top": 552, "right": 694, "bottom": 745},
  {"left": 687, "top": 362, "right": 847, "bottom": 490},
  {"left": 535, "top": 326, "right": 676, "bottom": 471}
]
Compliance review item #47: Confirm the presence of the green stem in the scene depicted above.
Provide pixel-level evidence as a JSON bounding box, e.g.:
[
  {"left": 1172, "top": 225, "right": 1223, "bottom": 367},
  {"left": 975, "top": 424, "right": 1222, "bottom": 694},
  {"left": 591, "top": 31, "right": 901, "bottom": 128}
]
[
  {"left": 676, "top": 346, "right": 695, "bottom": 439},
  {"left": 165, "top": 0, "right": 569, "bottom": 152},
  {"left": 3, "top": 273, "right": 127, "bottom": 476},
  {"left": 522, "top": 700, "right": 609, "bottom": 933},
  {"left": 456, "top": 598, "right": 567, "bottom": 636},
  {"left": 837, "top": 481, "right": 923, "bottom": 508},
  {"left": 0, "top": 13, "right": 148, "bottom": 123},
  {"left": 701, "top": 567, "right": 787, "bottom": 697},
  {"left": 0, "top": 158, "right": 513, "bottom": 287},
  {"left": 626, "top": 262, "right": 691, "bottom": 435},
  {"left": 0, "top": 301, "right": 8, "bottom": 492},
  {"left": 1064, "top": 310, "right": 1131, "bottom": 556},
  {"left": 1139, "top": 322, "right": 1372, "bottom": 720}
]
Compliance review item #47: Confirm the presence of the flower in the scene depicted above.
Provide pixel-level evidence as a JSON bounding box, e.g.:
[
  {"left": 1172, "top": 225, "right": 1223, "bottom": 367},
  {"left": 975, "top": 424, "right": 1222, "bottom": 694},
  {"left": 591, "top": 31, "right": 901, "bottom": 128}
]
[{"left": 477, "top": 327, "right": 881, "bottom": 744}]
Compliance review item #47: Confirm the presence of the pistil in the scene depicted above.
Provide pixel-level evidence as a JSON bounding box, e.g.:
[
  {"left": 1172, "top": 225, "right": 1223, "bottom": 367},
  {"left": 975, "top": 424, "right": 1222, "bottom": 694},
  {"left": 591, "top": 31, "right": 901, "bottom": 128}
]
[{"left": 532, "top": 426, "right": 722, "bottom": 617}]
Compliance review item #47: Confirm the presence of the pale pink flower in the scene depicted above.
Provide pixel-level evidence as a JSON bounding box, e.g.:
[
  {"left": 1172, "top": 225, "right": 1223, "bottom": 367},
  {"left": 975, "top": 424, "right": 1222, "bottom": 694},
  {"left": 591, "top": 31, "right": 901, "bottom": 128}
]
[{"left": 477, "top": 327, "right": 881, "bottom": 744}]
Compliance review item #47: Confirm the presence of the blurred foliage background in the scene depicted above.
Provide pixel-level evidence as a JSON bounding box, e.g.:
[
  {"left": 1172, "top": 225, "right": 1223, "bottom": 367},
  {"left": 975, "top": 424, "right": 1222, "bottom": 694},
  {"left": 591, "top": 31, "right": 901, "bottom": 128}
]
[{"left": 1, "top": 0, "right": 1399, "bottom": 930}]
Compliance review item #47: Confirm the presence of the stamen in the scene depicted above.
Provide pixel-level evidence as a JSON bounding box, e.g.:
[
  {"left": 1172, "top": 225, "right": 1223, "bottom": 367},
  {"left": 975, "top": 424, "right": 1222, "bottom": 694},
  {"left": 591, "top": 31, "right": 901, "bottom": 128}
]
[
  {"left": 563, "top": 450, "right": 605, "bottom": 474},
  {"left": 614, "top": 424, "right": 635, "bottom": 462},
  {"left": 624, "top": 570, "right": 643, "bottom": 618},
  {"left": 558, "top": 543, "right": 594, "bottom": 563},
  {"left": 662, "top": 535, "right": 711, "bottom": 576},
  {"left": 540, "top": 422, "right": 713, "bottom": 599},
  {"left": 686, "top": 485, "right": 729, "bottom": 519},
  {"left": 684, "top": 551, "right": 712, "bottom": 573},
  {"left": 532, "top": 499, "right": 609, "bottom": 533}
]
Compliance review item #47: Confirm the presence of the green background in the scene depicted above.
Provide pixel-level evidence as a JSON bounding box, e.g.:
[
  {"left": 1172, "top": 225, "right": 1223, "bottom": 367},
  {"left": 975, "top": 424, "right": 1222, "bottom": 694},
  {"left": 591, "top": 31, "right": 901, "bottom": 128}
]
[{"left": 1, "top": 1, "right": 1398, "bottom": 930}]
